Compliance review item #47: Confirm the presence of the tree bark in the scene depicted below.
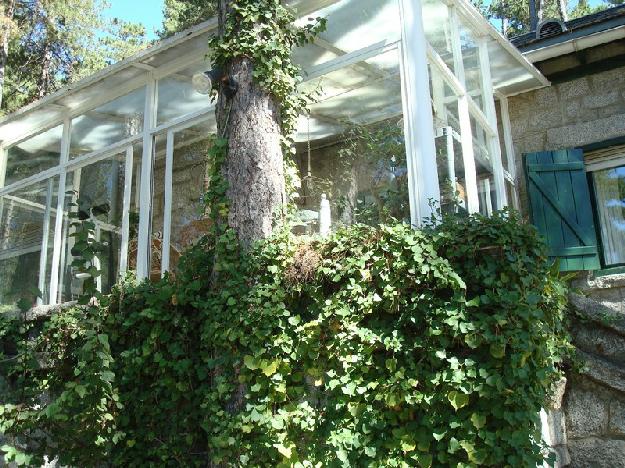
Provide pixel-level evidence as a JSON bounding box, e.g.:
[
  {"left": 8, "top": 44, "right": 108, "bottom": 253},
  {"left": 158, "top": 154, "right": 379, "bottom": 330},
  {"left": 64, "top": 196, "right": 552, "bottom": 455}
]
[
  {"left": 0, "top": 0, "right": 16, "bottom": 111},
  {"left": 529, "top": 0, "right": 543, "bottom": 31},
  {"left": 215, "top": 0, "right": 286, "bottom": 249}
]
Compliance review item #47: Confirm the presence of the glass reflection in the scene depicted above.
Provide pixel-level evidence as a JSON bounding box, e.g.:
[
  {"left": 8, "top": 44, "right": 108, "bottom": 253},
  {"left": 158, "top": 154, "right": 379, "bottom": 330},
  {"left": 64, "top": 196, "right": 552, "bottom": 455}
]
[
  {"left": 594, "top": 166, "right": 625, "bottom": 266},
  {"left": 70, "top": 87, "right": 146, "bottom": 159},
  {"left": 0, "top": 178, "right": 58, "bottom": 308},
  {"left": 5, "top": 126, "right": 63, "bottom": 187}
]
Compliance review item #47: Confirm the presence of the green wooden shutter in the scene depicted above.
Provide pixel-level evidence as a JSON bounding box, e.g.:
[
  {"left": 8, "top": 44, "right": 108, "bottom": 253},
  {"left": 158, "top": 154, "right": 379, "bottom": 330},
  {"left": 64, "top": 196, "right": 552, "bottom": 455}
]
[{"left": 524, "top": 149, "right": 601, "bottom": 271}]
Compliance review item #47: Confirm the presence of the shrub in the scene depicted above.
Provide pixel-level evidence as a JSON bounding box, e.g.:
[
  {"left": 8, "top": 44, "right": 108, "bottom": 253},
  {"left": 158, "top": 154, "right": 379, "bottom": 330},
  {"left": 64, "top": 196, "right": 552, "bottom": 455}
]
[{"left": 0, "top": 211, "right": 571, "bottom": 467}]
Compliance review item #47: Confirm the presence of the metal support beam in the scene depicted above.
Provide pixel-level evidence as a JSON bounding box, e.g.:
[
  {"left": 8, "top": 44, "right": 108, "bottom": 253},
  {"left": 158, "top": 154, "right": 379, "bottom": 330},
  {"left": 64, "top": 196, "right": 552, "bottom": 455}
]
[
  {"left": 37, "top": 178, "right": 54, "bottom": 305},
  {"left": 478, "top": 38, "right": 507, "bottom": 210},
  {"left": 399, "top": 0, "right": 441, "bottom": 225},
  {"left": 450, "top": 7, "right": 479, "bottom": 213},
  {"left": 137, "top": 79, "right": 157, "bottom": 280},
  {"left": 161, "top": 130, "right": 174, "bottom": 275},
  {"left": 49, "top": 118, "right": 71, "bottom": 304}
]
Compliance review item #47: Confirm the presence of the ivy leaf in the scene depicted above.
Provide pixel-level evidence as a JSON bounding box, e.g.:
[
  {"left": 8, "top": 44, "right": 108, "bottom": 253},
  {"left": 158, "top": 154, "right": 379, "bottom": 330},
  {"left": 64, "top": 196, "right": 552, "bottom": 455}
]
[
  {"left": 490, "top": 343, "right": 506, "bottom": 359},
  {"left": 447, "top": 391, "right": 469, "bottom": 411},
  {"left": 244, "top": 355, "right": 259, "bottom": 370},
  {"left": 75, "top": 385, "right": 87, "bottom": 398},
  {"left": 471, "top": 412, "right": 486, "bottom": 429},
  {"left": 274, "top": 443, "right": 292, "bottom": 459},
  {"left": 260, "top": 360, "right": 279, "bottom": 377}
]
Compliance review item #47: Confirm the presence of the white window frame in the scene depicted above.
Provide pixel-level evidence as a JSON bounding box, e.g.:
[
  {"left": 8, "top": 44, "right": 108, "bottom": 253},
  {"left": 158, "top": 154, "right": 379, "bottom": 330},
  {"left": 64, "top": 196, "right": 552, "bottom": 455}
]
[{"left": 0, "top": 0, "right": 517, "bottom": 296}]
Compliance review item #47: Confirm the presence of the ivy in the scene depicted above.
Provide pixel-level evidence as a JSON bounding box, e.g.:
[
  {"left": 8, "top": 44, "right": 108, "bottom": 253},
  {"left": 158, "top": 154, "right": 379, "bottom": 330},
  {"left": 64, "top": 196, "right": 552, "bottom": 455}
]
[
  {"left": 0, "top": 210, "right": 572, "bottom": 466},
  {"left": 208, "top": 0, "right": 325, "bottom": 138}
]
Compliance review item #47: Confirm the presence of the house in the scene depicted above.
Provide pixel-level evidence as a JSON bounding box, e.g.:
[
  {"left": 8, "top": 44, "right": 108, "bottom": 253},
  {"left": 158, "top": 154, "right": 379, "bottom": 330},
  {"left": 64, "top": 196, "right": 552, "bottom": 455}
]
[
  {"left": 0, "top": 0, "right": 622, "bottom": 464},
  {"left": 0, "top": 0, "right": 546, "bottom": 310},
  {"left": 508, "top": 6, "right": 625, "bottom": 467}
]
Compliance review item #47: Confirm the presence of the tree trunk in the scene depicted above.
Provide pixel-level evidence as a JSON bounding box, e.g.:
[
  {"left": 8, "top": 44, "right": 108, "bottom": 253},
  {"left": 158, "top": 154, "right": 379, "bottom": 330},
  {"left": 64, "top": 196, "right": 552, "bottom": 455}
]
[
  {"left": 529, "top": 0, "right": 543, "bottom": 31},
  {"left": 0, "top": 0, "right": 16, "bottom": 111},
  {"left": 215, "top": 0, "right": 286, "bottom": 249},
  {"left": 38, "top": 42, "right": 53, "bottom": 100}
]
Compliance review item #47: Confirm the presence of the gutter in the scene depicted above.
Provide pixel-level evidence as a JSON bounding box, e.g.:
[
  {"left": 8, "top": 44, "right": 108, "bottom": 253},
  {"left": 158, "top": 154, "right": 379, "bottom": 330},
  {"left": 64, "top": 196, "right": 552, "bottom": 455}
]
[{"left": 524, "top": 24, "right": 625, "bottom": 62}]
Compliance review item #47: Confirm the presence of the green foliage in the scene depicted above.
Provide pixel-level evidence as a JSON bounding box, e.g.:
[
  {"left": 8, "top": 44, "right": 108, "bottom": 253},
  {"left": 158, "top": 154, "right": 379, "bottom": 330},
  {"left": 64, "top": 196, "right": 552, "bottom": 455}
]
[
  {"left": 0, "top": 209, "right": 572, "bottom": 466},
  {"left": 1, "top": 0, "right": 147, "bottom": 115},
  {"left": 160, "top": 0, "right": 216, "bottom": 38}
]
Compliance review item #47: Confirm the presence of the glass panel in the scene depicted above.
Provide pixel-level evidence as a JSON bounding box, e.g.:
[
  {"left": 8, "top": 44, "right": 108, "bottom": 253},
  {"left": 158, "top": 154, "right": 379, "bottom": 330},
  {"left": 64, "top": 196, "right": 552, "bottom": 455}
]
[
  {"left": 151, "top": 122, "right": 215, "bottom": 275},
  {"left": 293, "top": 0, "right": 401, "bottom": 69},
  {"left": 431, "top": 71, "right": 468, "bottom": 213},
  {"left": 293, "top": 46, "right": 408, "bottom": 232},
  {"left": 593, "top": 165, "right": 625, "bottom": 266},
  {"left": 5, "top": 126, "right": 63, "bottom": 187},
  {"left": 422, "top": 0, "right": 455, "bottom": 74},
  {"left": 0, "top": 178, "right": 58, "bottom": 309},
  {"left": 157, "top": 59, "right": 213, "bottom": 125},
  {"left": 58, "top": 149, "right": 138, "bottom": 301},
  {"left": 471, "top": 115, "right": 497, "bottom": 215},
  {"left": 505, "top": 179, "right": 518, "bottom": 210},
  {"left": 459, "top": 23, "right": 484, "bottom": 112},
  {"left": 70, "top": 87, "right": 146, "bottom": 159},
  {"left": 494, "top": 99, "right": 509, "bottom": 173}
]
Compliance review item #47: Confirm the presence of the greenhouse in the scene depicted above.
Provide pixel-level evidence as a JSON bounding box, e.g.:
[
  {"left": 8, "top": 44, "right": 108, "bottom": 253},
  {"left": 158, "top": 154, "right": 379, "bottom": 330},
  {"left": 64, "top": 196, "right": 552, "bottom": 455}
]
[{"left": 0, "top": 0, "right": 547, "bottom": 309}]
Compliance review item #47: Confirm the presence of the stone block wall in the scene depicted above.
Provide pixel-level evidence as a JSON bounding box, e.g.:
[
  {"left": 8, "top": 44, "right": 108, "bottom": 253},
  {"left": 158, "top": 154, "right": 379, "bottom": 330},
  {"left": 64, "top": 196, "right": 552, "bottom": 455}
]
[
  {"left": 507, "top": 65, "right": 625, "bottom": 214},
  {"left": 509, "top": 66, "right": 625, "bottom": 467}
]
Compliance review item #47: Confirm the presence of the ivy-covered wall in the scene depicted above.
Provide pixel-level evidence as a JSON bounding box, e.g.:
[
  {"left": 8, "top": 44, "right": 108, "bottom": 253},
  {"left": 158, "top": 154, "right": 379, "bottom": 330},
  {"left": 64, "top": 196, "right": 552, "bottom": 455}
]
[{"left": 0, "top": 211, "right": 572, "bottom": 467}]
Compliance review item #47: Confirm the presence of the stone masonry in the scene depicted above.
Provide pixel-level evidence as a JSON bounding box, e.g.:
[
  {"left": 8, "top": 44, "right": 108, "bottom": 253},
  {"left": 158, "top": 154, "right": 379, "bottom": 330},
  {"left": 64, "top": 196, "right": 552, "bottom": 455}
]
[
  {"left": 508, "top": 65, "right": 625, "bottom": 215},
  {"left": 508, "top": 65, "right": 625, "bottom": 467}
]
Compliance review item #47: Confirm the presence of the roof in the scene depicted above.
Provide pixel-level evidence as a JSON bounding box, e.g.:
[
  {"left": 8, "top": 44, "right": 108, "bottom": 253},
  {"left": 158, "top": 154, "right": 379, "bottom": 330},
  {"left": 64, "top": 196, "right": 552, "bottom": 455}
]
[
  {"left": 0, "top": 0, "right": 548, "bottom": 148},
  {"left": 512, "top": 4, "right": 625, "bottom": 52}
]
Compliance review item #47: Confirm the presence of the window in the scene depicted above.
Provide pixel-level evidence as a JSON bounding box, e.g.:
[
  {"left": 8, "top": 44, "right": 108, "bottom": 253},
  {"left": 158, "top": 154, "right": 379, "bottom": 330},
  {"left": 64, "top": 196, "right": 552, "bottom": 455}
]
[
  {"left": 587, "top": 147, "right": 625, "bottom": 268},
  {"left": 5, "top": 126, "right": 63, "bottom": 187},
  {"left": 70, "top": 87, "right": 146, "bottom": 159},
  {"left": 0, "top": 177, "right": 59, "bottom": 308}
]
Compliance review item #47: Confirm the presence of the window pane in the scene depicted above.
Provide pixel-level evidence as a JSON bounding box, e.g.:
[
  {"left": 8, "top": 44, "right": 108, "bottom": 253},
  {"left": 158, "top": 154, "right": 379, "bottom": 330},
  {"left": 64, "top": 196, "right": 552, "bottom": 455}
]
[
  {"left": 151, "top": 122, "right": 215, "bottom": 275},
  {"left": 58, "top": 150, "right": 138, "bottom": 301},
  {"left": 5, "top": 126, "right": 63, "bottom": 187},
  {"left": 594, "top": 166, "right": 625, "bottom": 266},
  {"left": 459, "top": 23, "right": 484, "bottom": 113},
  {"left": 431, "top": 70, "right": 468, "bottom": 213},
  {"left": 471, "top": 115, "right": 497, "bottom": 215},
  {"left": 293, "top": 43, "right": 408, "bottom": 232},
  {"left": 422, "top": 0, "right": 455, "bottom": 74},
  {"left": 0, "top": 178, "right": 58, "bottom": 309},
  {"left": 157, "top": 60, "right": 213, "bottom": 125},
  {"left": 70, "top": 87, "right": 146, "bottom": 159}
]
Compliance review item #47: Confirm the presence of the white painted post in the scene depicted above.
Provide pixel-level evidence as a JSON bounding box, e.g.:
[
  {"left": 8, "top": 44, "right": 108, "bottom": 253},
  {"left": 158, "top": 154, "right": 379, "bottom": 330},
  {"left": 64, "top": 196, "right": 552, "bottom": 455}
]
[
  {"left": 445, "top": 128, "right": 457, "bottom": 197},
  {"left": 399, "top": 0, "right": 441, "bottom": 226},
  {"left": 49, "top": 118, "right": 71, "bottom": 304},
  {"left": 94, "top": 223, "right": 102, "bottom": 292},
  {"left": 478, "top": 37, "right": 507, "bottom": 209},
  {"left": 119, "top": 146, "right": 135, "bottom": 275},
  {"left": 37, "top": 178, "right": 54, "bottom": 305},
  {"left": 449, "top": 7, "right": 479, "bottom": 213},
  {"left": 161, "top": 130, "right": 174, "bottom": 275},
  {"left": 0, "top": 145, "right": 6, "bottom": 223},
  {"left": 137, "top": 81, "right": 157, "bottom": 280},
  {"left": 497, "top": 94, "right": 521, "bottom": 209}
]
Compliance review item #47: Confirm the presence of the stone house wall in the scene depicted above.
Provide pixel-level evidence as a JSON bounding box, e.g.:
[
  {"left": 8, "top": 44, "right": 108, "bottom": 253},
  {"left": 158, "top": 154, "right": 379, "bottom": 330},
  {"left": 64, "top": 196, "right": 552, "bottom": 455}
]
[{"left": 508, "top": 65, "right": 625, "bottom": 467}]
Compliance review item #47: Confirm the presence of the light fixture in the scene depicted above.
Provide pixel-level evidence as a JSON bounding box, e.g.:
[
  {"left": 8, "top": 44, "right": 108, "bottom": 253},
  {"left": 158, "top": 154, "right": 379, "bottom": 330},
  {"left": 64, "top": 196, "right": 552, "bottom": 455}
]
[{"left": 192, "top": 66, "right": 239, "bottom": 98}]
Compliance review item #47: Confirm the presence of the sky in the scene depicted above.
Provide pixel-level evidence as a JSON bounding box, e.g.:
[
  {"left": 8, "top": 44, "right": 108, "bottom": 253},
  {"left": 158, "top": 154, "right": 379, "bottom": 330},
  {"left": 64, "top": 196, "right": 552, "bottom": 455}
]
[{"left": 103, "top": 0, "right": 165, "bottom": 40}]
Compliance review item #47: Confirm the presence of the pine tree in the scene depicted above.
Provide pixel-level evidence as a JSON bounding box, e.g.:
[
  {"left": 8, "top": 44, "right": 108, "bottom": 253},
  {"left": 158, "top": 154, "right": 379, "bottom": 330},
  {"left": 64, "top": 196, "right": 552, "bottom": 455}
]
[
  {"left": 1, "top": 0, "right": 147, "bottom": 116},
  {"left": 160, "top": 0, "right": 216, "bottom": 38}
]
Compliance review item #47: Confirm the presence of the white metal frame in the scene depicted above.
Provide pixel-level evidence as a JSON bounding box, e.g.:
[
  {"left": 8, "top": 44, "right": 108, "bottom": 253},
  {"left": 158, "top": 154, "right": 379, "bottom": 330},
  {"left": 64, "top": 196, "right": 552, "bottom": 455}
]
[
  {"left": 399, "top": 0, "right": 441, "bottom": 225},
  {"left": 0, "top": 0, "right": 524, "bottom": 300}
]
